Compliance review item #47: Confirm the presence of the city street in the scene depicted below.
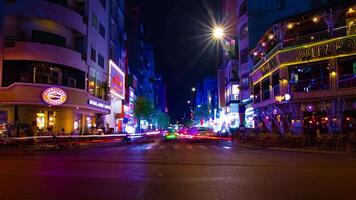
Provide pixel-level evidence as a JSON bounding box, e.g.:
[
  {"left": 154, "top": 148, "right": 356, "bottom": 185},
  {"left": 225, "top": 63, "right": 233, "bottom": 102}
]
[{"left": 0, "top": 137, "right": 356, "bottom": 200}]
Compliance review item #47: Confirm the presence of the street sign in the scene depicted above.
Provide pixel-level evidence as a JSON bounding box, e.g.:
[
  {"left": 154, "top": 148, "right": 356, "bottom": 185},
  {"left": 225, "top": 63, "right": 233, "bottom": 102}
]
[{"left": 123, "top": 118, "right": 129, "bottom": 124}]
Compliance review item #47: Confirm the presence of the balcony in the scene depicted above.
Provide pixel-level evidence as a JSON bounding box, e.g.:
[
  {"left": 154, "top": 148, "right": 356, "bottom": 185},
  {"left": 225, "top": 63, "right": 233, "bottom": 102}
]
[
  {"left": 5, "top": 0, "right": 87, "bottom": 35},
  {"left": 4, "top": 40, "right": 87, "bottom": 73},
  {"left": 252, "top": 24, "right": 356, "bottom": 70}
]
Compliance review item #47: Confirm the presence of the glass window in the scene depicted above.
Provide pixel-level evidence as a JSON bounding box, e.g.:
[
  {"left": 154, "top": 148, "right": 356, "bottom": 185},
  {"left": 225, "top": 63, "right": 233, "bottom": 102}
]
[
  {"left": 98, "top": 54, "right": 105, "bottom": 68},
  {"left": 289, "top": 61, "right": 330, "bottom": 92},
  {"left": 99, "top": 23, "right": 105, "bottom": 38},
  {"left": 239, "top": 1, "right": 247, "bottom": 18},
  {"left": 100, "top": 0, "right": 106, "bottom": 9},
  {"left": 32, "top": 30, "right": 66, "bottom": 47},
  {"left": 91, "top": 47, "right": 96, "bottom": 62},
  {"left": 241, "top": 73, "right": 249, "bottom": 90},
  {"left": 253, "top": 84, "right": 261, "bottom": 103},
  {"left": 88, "top": 68, "right": 96, "bottom": 96},
  {"left": 262, "top": 78, "right": 270, "bottom": 101},
  {"left": 239, "top": 23, "right": 248, "bottom": 39},
  {"left": 92, "top": 13, "right": 98, "bottom": 29},
  {"left": 338, "top": 57, "right": 356, "bottom": 88},
  {"left": 240, "top": 48, "right": 249, "bottom": 64},
  {"left": 2, "top": 61, "right": 85, "bottom": 89},
  {"left": 272, "top": 72, "right": 280, "bottom": 97}
]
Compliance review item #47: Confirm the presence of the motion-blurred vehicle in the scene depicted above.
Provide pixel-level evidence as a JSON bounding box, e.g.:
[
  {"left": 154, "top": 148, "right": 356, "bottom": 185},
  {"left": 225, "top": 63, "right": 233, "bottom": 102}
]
[
  {"left": 177, "top": 127, "right": 188, "bottom": 135},
  {"left": 164, "top": 128, "right": 178, "bottom": 140},
  {"left": 187, "top": 126, "right": 214, "bottom": 136}
]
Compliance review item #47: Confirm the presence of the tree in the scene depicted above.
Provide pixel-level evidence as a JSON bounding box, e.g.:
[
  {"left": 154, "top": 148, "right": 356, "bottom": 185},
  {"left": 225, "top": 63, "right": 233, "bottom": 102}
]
[
  {"left": 152, "top": 110, "right": 170, "bottom": 129},
  {"left": 133, "top": 96, "right": 154, "bottom": 130}
]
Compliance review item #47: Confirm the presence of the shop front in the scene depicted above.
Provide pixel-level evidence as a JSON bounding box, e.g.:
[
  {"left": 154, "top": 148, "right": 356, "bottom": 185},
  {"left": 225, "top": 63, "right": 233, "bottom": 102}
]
[{"left": 0, "top": 83, "right": 110, "bottom": 136}]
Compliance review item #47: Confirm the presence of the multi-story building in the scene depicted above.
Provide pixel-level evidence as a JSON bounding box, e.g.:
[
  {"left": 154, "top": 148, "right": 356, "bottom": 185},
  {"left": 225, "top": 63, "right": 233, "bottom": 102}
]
[
  {"left": 142, "top": 43, "right": 155, "bottom": 105},
  {"left": 0, "top": 0, "right": 125, "bottom": 136},
  {"left": 250, "top": 3, "right": 356, "bottom": 134},
  {"left": 126, "top": 1, "right": 145, "bottom": 96},
  {"left": 154, "top": 74, "right": 167, "bottom": 113},
  {"left": 195, "top": 77, "right": 218, "bottom": 123},
  {"left": 217, "top": 0, "right": 341, "bottom": 130},
  {"left": 105, "top": 0, "right": 126, "bottom": 132}
]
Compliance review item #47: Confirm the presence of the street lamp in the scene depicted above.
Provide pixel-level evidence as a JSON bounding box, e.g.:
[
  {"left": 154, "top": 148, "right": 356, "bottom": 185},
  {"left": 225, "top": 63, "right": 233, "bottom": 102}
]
[
  {"left": 191, "top": 87, "right": 196, "bottom": 92},
  {"left": 212, "top": 26, "right": 225, "bottom": 40}
]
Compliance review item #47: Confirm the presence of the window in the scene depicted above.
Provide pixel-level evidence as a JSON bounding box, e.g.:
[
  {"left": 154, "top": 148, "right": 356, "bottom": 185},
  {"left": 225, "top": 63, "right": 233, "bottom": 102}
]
[
  {"left": 240, "top": 48, "right": 249, "bottom": 65},
  {"left": 2, "top": 60, "right": 85, "bottom": 89},
  {"left": 338, "top": 57, "right": 356, "bottom": 88},
  {"left": 239, "top": 23, "right": 248, "bottom": 40},
  {"left": 100, "top": 0, "right": 106, "bottom": 9},
  {"left": 241, "top": 73, "right": 249, "bottom": 90},
  {"left": 32, "top": 30, "right": 66, "bottom": 47},
  {"left": 99, "top": 23, "right": 105, "bottom": 38},
  {"left": 253, "top": 84, "right": 261, "bottom": 103},
  {"left": 92, "top": 13, "right": 98, "bottom": 29},
  {"left": 98, "top": 54, "right": 104, "bottom": 68},
  {"left": 90, "top": 47, "right": 96, "bottom": 62},
  {"left": 88, "top": 69, "right": 108, "bottom": 100},
  {"left": 289, "top": 61, "right": 330, "bottom": 92},
  {"left": 68, "top": 77, "right": 77, "bottom": 88},
  {"left": 272, "top": 72, "right": 280, "bottom": 97},
  {"left": 262, "top": 78, "right": 270, "bottom": 101},
  {"left": 277, "top": 0, "right": 286, "bottom": 10},
  {"left": 239, "top": 1, "right": 247, "bottom": 18}
]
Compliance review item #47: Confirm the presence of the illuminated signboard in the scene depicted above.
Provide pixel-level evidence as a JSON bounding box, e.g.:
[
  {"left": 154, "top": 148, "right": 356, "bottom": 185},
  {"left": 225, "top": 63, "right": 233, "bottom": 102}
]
[
  {"left": 88, "top": 100, "right": 111, "bottom": 110},
  {"left": 297, "top": 37, "right": 356, "bottom": 61},
  {"left": 109, "top": 60, "right": 125, "bottom": 99},
  {"left": 42, "top": 87, "right": 67, "bottom": 105}
]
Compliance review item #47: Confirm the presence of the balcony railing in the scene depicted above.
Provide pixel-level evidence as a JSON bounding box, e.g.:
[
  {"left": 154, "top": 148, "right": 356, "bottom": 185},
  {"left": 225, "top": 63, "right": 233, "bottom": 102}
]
[
  {"left": 283, "top": 25, "right": 356, "bottom": 48},
  {"left": 253, "top": 24, "right": 356, "bottom": 70},
  {"left": 253, "top": 43, "right": 282, "bottom": 70}
]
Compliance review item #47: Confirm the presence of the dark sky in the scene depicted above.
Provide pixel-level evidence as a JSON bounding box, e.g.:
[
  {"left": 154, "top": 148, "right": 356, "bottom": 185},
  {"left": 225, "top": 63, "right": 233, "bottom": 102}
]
[{"left": 140, "top": 0, "right": 222, "bottom": 121}]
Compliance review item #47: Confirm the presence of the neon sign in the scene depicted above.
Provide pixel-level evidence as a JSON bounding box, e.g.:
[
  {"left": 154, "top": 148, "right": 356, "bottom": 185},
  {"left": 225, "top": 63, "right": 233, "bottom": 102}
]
[
  {"left": 109, "top": 60, "right": 125, "bottom": 99},
  {"left": 42, "top": 87, "right": 67, "bottom": 105}
]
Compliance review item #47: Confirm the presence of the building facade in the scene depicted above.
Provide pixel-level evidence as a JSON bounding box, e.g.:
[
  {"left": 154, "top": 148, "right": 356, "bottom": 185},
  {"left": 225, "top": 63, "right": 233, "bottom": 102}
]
[
  {"left": 219, "top": 0, "right": 342, "bottom": 129},
  {"left": 250, "top": 3, "right": 356, "bottom": 134},
  {"left": 0, "top": 0, "right": 125, "bottom": 136}
]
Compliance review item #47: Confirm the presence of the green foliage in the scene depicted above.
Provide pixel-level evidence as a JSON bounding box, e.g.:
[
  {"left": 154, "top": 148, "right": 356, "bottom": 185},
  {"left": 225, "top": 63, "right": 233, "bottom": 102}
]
[
  {"left": 152, "top": 110, "right": 170, "bottom": 129},
  {"left": 133, "top": 96, "right": 154, "bottom": 120}
]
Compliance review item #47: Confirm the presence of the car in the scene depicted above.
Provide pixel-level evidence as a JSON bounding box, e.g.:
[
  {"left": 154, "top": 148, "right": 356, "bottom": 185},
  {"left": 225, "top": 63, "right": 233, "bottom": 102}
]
[
  {"left": 187, "top": 126, "right": 214, "bottom": 136},
  {"left": 164, "top": 128, "right": 178, "bottom": 140}
]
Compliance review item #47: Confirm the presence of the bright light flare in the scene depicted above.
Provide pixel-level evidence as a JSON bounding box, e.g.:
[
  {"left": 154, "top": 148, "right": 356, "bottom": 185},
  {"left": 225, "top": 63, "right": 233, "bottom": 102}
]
[{"left": 212, "top": 26, "right": 225, "bottom": 39}]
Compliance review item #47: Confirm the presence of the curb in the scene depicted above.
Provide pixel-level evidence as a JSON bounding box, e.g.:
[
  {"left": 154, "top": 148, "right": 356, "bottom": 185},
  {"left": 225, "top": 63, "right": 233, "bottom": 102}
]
[{"left": 238, "top": 143, "right": 351, "bottom": 156}]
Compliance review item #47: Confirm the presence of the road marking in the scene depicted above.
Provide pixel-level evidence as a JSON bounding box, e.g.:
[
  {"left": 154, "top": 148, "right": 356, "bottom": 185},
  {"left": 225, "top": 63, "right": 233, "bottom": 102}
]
[
  {"left": 186, "top": 145, "right": 193, "bottom": 150},
  {"left": 198, "top": 145, "right": 207, "bottom": 150},
  {"left": 211, "top": 145, "right": 221, "bottom": 150},
  {"left": 117, "top": 146, "right": 128, "bottom": 151},
  {"left": 173, "top": 144, "right": 180, "bottom": 150}
]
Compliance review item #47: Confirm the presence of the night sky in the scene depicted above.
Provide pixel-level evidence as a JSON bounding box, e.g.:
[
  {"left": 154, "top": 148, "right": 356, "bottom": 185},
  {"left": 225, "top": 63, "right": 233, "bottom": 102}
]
[{"left": 140, "top": 0, "right": 222, "bottom": 121}]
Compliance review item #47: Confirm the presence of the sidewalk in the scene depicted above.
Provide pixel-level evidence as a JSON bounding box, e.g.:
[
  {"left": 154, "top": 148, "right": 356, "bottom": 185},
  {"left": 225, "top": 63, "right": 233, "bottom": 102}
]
[{"left": 238, "top": 143, "right": 356, "bottom": 156}]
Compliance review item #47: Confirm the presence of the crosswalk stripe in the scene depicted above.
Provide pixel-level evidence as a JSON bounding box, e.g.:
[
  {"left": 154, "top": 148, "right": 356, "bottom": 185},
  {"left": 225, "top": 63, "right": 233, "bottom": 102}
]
[
  {"left": 198, "top": 145, "right": 207, "bottom": 150},
  {"left": 186, "top": 145, "right": 193, "bottom": 150},
  {"left": 173, "top": 144, "right": 180, "bottom": 150}
]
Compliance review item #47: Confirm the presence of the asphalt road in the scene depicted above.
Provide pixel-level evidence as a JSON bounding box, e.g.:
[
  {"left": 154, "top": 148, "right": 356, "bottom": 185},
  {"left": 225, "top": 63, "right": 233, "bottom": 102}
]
[{"left": 0, "top": 137, "right": 356, "bottom": 200}]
